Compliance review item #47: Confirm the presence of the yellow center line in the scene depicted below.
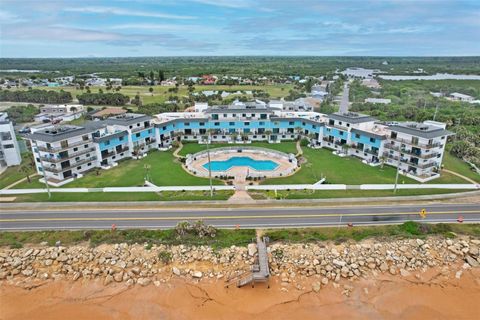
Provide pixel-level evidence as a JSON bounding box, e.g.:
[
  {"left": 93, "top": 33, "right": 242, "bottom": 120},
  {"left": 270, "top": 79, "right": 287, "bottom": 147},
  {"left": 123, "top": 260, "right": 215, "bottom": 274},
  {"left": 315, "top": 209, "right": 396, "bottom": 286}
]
[{"left": 0, "top": 210, "right": 479, "bottom": 222}]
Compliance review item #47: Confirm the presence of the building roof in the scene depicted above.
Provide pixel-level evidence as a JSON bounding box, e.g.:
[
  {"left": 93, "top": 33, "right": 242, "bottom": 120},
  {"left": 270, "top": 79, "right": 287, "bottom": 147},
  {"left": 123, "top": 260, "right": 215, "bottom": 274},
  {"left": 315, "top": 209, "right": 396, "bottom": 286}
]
[
  {"left": 92, "top": 107, "right": 127, "bottom": 118},
  {"left": 388, "top": 122, "right": 453, "bottom": 139},
  {"left": 27, "top": 122, "right": 106, "bottom": 143},
  {"left": 106, "top": 113, "right": 152, "bottom": 125},
  {"left": 351, "top": 128, "right": 387, "bottom": 140},
  {"left": 93, "top": 130, "right": 128, "bottom": 143},
  {"left": 205, "top": 104, "right": 273, "bottom": 114},
  {"left": 328, "top": 112, "right": 376, "bottom": 124}
]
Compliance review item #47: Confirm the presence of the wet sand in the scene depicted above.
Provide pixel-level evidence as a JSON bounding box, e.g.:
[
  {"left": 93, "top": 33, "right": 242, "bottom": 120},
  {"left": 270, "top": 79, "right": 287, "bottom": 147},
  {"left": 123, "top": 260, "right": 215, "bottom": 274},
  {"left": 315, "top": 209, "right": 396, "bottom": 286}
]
[{"left": 1, "top": 266, "right": 479, "bottom": 320}]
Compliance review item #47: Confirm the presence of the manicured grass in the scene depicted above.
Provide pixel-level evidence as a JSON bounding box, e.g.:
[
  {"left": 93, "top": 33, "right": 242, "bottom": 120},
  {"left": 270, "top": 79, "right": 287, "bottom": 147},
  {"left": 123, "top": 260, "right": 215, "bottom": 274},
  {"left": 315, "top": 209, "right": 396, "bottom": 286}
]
[
  {"left": 0, "top": 190, "right": 234, "bottom": 202},
  {"left": 178, "top": 141, "right": 298, "bottom": 157},
  {"left": 0, "top": 227, "right": 256, "bottom": 249},
  {"left": 262, "top": 148, "right": 417, "bottom": 185},
  {"left": 442, "top": 152, "right": 479, "bottom": 183},
  {"left": 15, "top": 150, "right": 222, "bottom": 189},
  {"left": 265, "top": 222, "right": 480, "bottom": 243},
  {"left": 248, "top": 189, "right": 473, "bottom": 200},
  {"left": 0, "top": 155, "right": 35, "bottom": 189}
]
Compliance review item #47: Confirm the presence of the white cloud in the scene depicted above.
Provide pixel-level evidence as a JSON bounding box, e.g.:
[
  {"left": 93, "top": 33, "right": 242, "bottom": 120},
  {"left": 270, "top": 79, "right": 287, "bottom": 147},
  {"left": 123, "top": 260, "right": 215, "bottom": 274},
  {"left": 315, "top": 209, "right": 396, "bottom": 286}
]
[
  {"left": 109, "top": 23, "right": 217, "bottom": 33},
  {"left": 190, "top": 0, "right": 253, "bottom": 8},
  {"left": 64, "top": 6, "right": 196, "bottom": 20},
  {"left": 0, "top": 9, "right": 26, "bottom": 24}
]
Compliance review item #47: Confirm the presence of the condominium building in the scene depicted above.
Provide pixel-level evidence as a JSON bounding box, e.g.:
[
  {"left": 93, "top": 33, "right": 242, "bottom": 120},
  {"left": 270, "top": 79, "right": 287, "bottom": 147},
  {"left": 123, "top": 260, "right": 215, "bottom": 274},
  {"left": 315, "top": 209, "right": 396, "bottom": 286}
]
[
  {"left": 25, "top": 103, "right": 453, "bottom": 185},
  {"left": 0, "top": 113, "right": 22, "bottom": 168}
]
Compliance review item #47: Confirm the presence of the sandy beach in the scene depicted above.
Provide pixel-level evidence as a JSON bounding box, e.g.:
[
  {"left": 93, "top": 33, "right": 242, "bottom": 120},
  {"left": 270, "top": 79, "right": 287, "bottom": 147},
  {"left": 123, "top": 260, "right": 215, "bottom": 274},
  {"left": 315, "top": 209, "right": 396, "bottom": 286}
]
[{"left": 2, "top": 265, "right": 479, "bottom": 320}]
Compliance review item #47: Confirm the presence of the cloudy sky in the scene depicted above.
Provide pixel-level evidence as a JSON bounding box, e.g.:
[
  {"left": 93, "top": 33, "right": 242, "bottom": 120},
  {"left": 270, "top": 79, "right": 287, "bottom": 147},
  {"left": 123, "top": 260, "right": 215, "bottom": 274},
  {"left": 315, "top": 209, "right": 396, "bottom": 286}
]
[{"left": 1, "top": 0, "right": 479, "bottom": 57}]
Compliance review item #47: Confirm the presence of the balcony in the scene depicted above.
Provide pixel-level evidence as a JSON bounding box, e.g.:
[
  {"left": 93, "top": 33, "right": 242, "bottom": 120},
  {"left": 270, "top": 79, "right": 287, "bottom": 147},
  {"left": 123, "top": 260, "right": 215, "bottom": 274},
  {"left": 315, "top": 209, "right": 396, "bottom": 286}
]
[
  {"left": 388, "top": 137, "right": 441, "bottom": 149},
  {"left": 363, "top": 148, "right": 379, "bottom": 156},
  {"left": 131, "top": 126, "right": 151, "bottom": 133},
  {"left": 40, "top": 147, "right": 96, "bottom": 163},
  {"left": 384, "top": 143, "right": 439, "bottom": 159},
  {"left": 400, "top": 159, "right": 436, "bottom": 169},
  {"left": 146, "top": 139, "right": 157, "bottom": 145},
  {"left": 101, "top": 151, "right": 115, "bottom": 159},
  {"left": 37, "top": 139, "right": 91, "bottom": 153},
  {"left": 44, "top": 156, "right": 97, "bottom": 173}
]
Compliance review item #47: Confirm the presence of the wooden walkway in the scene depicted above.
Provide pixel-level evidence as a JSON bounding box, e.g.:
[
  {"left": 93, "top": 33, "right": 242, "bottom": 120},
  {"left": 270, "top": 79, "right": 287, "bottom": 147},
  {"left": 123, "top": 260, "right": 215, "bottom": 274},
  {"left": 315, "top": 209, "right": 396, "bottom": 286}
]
[{"left": 225, "top": 236, "right": 270, "bottom": 288}]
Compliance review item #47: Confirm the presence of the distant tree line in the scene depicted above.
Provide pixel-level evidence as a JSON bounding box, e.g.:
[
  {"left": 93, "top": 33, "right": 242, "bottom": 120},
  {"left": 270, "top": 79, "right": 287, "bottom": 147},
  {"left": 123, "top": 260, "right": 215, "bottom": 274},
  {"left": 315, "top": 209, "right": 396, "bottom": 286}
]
[
  {"left": 77, "top": 92, "right": 130, "bottom": 106},
  {"left": 0, "top": 89, "right": 72, "bottom": 104}
]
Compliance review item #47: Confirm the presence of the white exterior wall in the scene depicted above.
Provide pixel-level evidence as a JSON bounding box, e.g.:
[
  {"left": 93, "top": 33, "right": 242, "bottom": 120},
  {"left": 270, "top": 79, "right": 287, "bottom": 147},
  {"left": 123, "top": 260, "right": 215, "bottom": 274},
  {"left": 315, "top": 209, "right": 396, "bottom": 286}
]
[{"left": 0, "top": 121, "right": 22, "bottom": 167}]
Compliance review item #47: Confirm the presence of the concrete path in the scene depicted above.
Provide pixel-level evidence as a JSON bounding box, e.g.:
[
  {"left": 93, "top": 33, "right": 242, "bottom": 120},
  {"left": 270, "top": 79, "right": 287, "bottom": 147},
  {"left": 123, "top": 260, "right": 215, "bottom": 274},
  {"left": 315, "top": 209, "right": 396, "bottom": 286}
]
[
  {"left": 295, "top": 140, "right": 303, "bottom": 156},
  {"left": 172, "top": 141, "right": 184, "bottom": 159},
  {"left": 443, "top": 169, "right": 478, "bottom": 184},
  {"left": 3, "top": 174, "right": 39, "bottom": 190}
]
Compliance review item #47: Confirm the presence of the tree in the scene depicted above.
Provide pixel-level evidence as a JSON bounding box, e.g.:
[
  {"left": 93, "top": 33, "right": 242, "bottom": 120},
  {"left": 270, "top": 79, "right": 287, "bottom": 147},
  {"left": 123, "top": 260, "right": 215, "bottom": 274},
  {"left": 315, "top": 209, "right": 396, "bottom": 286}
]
[
  {"left": 158, "top": 70, "right": 165, "bottom": 82},
  {"left": 18, "top": 155, "right": 35, "bottom": 183},
  {"left": 149, "top": 87, "right": 154, "bottom": 95}
]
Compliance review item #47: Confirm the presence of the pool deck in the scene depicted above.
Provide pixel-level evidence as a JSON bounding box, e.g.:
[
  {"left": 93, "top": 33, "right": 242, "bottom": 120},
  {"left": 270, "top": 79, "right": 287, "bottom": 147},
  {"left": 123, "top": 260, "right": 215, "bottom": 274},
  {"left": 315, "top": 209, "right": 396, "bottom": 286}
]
[{"left": 189, "top": 150, "right": 296, "bottom": 182}]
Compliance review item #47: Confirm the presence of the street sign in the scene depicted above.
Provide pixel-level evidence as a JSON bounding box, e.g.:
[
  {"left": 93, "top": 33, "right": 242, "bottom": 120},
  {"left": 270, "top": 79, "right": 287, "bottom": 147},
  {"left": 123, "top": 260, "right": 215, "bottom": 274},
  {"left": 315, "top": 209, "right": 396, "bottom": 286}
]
[{"left": 420, "top": 209, "right": 427, "bottom": 219}]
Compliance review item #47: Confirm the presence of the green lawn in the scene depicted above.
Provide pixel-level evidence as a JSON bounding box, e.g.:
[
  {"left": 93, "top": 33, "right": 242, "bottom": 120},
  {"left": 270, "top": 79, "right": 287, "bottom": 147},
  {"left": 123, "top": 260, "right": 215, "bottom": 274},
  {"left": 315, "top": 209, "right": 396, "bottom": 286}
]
[
  {"left": 442, "top": 152, "right": 479, "bottom": 183},
  {"left": 262, "top": 148, "right": 417, "bottom": 185},
  {"left": 15, "top": 150, "right": 222, "bottom": 189},
  {"left": 249, "top": 188, "right": 473, "bottom": 200},
  {"left": 178, "top": 141, "right": 298, "bottom": 157},
  {"left": 0, "top": 190, "right": 234, "bottom": 202},
  {"left": 0, "top": 154, "right": 35, "bottom": 189}
]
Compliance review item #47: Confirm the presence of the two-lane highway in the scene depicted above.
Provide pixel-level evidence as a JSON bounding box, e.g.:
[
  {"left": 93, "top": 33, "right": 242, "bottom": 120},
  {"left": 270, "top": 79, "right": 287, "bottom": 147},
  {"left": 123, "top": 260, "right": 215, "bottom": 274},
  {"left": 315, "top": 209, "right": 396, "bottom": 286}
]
[{"left": 1, "top": 203, "right": 479, "bottom": 230}]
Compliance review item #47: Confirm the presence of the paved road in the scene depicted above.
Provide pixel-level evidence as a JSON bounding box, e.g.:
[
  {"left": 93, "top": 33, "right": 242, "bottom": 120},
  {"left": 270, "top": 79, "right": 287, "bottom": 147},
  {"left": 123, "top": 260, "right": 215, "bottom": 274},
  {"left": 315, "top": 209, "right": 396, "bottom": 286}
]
[
  {"left": 1, "top": 203, "right": 479, "bottom": 230},
  {"left": 338, "top": 82, "right": 350, "bottom": 113}
]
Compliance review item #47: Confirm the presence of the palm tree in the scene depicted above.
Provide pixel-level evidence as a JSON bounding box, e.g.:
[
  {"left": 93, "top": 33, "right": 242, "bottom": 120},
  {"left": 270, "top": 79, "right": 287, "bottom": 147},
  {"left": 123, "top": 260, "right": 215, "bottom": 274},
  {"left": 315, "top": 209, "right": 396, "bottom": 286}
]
[
  {"left": 18, "top": 155, "right": 34, "bottom": 183},
  {"left": 341, "top": 143, "right": 350, "bottom": 155},
  {"left": 265, "top": 129, "right": 272, "bottom": 141},
  {"left": 294, "top": 127, "right": 303, "bottom": 140},
  {"left": 379, "top": 155, "right": 387, "bottom": 168}
]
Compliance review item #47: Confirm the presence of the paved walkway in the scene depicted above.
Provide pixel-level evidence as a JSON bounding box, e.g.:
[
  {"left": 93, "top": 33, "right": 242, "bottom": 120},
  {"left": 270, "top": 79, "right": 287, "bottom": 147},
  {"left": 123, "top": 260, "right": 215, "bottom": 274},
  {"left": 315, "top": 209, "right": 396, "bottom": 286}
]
[
  {"left": 3, "top": 174, "right": 39, "bottom": 190},
  {"left": 295, "top": 140, "right": 303, "bottom": 157},
  {"left": 172, "top": 141, "right": 183, "bottom": 159},
  {"left": 443, "top": 169, "right": 478, "bottom": 184}
]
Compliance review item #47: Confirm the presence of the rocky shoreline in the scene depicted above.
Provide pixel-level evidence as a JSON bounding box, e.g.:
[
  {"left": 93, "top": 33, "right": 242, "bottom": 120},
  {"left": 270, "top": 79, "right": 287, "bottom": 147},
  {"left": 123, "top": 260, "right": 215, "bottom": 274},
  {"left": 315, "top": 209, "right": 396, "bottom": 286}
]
[{"left": 1, "top": 236, "right": 479, "bottom": 292}]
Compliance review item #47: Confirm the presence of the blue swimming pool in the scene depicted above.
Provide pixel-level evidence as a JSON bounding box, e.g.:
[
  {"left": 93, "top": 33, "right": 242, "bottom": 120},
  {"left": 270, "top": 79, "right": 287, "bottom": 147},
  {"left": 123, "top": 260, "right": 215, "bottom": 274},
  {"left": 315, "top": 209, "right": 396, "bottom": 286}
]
[{"left": 204, "top": 156, "right": 279, "bottom": 171}]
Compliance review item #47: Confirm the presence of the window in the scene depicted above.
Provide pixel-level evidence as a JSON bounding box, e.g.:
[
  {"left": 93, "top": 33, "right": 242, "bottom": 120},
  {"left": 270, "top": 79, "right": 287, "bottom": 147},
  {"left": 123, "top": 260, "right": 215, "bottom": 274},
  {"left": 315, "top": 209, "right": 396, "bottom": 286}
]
[
  {"left": 339, "top": 121, "right": 342, "bottom": 125},
  {"left": 3, "top": 144, "right": 14, "bottom": 149},
  {"left": 391, "top": 131, "right": 397, "bottom": 139},
  {"left": 289, "top": 121, "right": 294, "bottom": 125},
  {"left": 185, "top": 122, "right": 190, "bottom": 126},
  {"left": 137, "top": 123, "right": 140, "bottom": 127},
  {"left": 119, "top": 136, "right": 124, "bottom": 141},
  {"left": 214, "top": 122, "right": 220, "bottom": 126},
  {"left": 232, "top": 114, "right": 236, "bottom": 117},
  {"left": 347, "top": 124, "right": 350, "bottom": 127},
  {"left": 229, "top": 122, "right": 235, "bottom": 126},
  {"left": 162, "top": 126, "right": 167, "bottom": 130},
  {"left": 329, "top": 119, "right": 334, "bottom": 126},
  {"left": 259, "top": 122, "right": 265, "bottom": 125},
  {"left": 82, "top": 135, "right": 89, "bottom": 141},
  {"left": 75, "top": 157, "right": 80, "bottom": 161},
  {"left": 355, "top": 134, "right": 360, "bottom": 139},
  {"left": 77, "top": 166, "right": 81, "bottom": 170},
  {"left": 84, "top": 144, "right": 88, "bottom": 148},
  {"left": 129, "top": 125, "right": 133, "bottom": 129},
  {"left": 370, "top": 138, "right": 375, "bottom": 143},
  {"left": 136, "top": 133, "right": 140, "bottom": 137},
  {"left": 88, "top": 163, "right": 92, "bottom": 166},
  {"left": 339, "top": 131, "right": 344, "bottom": 136},
  {"left": 199, "top": 122, "right": 205, "bottom": 126},
  {"left": 244, "top": 122, "right": 250, "bottom": 126},
  {"left": 73, "top": 147, "right": 79, "bottom": 151},
  {"left": 223, "top": 114, "right": 227, "bottom": 118}
]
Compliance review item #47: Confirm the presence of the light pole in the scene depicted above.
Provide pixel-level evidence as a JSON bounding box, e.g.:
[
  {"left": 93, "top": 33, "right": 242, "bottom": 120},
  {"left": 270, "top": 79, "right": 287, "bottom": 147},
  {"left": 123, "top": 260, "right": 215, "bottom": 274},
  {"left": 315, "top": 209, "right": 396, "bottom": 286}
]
[
  {"left": 34, "top": 141, "right": 51, "bottom": 199},
  {"left": 393, "top": 156, "right": 401, "bottom": 194},
  {"left": 206, "top": 131, "right": 213, "bottom": 198},
  {"left": 144, "top": 164, "right": 151, "bottom": 182}
]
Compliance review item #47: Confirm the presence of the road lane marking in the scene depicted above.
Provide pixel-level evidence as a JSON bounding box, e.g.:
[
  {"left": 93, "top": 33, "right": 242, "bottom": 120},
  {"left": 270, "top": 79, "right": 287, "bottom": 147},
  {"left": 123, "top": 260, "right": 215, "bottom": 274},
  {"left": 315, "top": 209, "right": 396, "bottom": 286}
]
[{"left": 1, "top": 210, "right": 479, "bottom": 223}]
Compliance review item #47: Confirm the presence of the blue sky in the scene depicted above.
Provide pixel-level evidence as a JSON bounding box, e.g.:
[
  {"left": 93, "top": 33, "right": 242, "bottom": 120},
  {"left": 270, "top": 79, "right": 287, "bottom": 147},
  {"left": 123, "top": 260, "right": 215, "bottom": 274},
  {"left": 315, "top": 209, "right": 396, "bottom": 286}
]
[{"left": 1, "top": 0, "right": 479, "bottom": 57}]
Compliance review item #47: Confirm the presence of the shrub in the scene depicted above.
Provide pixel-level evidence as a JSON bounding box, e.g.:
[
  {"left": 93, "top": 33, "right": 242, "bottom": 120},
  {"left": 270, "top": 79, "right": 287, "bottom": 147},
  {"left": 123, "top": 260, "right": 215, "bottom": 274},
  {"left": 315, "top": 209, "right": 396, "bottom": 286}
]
[{"left": 158, "top": 251, "right": 173, "bottom": 264}]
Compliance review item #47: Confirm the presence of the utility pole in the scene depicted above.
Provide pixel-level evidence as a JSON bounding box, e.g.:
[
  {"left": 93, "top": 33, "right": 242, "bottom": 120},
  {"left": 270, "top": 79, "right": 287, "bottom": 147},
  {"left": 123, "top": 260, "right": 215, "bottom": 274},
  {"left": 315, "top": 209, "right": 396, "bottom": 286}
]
[
  {"left": 206, "top": 131, "right": 213, "bottom": 198},
  {"left": 433, "top": 103, "right": 439, "bottom": 121},
  {"left": 34, "top": 141, "right": 51, "bottom": 199}
]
